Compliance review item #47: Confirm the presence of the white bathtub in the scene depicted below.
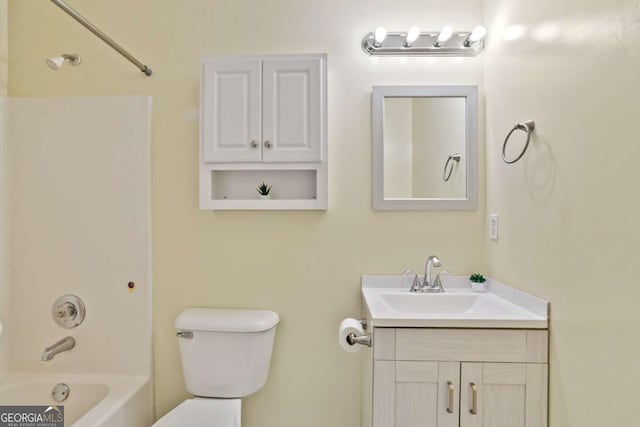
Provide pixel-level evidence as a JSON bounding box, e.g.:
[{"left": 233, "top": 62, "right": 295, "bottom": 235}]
[{"left": 0, "top": 374, "right": 152, "bottom": 427}]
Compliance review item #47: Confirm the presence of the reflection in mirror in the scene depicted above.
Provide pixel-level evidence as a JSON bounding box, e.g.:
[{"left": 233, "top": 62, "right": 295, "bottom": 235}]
[
  {"left": 372, "top": 85, "right": 478, "bottom": 210},
  {"left": 383, "top": 97, "right": 466, "bottom": 199}
]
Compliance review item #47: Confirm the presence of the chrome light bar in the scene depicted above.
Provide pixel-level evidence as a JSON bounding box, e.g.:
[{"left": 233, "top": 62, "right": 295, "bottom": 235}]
[{"left": 362, "top": 29, "right": 485, "bottom": 57}]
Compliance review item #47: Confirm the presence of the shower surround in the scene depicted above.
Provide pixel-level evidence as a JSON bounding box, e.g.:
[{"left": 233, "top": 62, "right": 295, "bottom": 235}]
[{"left": 0, "top": 96, "right": 153, "bottom": 425}]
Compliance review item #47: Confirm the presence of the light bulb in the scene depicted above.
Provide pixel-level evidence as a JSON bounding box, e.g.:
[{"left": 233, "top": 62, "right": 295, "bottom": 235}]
[
  {"left": 405, "top": 26, "right": 420, "bottom": 45},
  {"left": 435, "top": 26, "right": 453, "bottom": 46},
  {"left": 469, "top": 25, "right": 487, "bottom": 43},
  {"left": 374, "top": 27, "right": 387, "bottom": 45}
]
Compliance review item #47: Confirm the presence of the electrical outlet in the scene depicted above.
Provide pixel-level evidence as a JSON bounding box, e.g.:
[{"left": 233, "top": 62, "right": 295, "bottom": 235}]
[{"left": 489, "top": 214, "right": 499, "bottom": 240}]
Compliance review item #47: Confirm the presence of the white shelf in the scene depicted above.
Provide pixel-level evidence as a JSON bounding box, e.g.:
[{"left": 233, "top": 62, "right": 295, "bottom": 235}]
[{"left": 203, "top": 198, "right": 325, "bottom": 211}]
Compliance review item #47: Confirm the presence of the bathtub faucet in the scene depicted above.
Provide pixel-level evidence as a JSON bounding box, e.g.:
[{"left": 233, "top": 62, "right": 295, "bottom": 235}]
[{"left": 41, "top": 336, "right": 75, "bottom": 361}]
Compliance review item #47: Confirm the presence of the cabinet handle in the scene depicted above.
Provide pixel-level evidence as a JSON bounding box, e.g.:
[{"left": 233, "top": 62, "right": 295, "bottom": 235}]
[
  {"left": 447, "top": 381, "right": 454, "bottom": 414},
  {"left": 469, "top": 382, "right": 478, "bottom": 415},
  {"left": 250, "top": 140, "right": 258, "bottom": 148},
  {"left": 264, "top": 140, "right": 272, "bottom": 149}
]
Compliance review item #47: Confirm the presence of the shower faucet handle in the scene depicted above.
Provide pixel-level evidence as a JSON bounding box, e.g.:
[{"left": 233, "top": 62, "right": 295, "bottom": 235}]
[
  {"left": 52, "top": 295, "right": 86, "bottom": 329},
  {"left": 55, "top": 302, "right": 77, "bottom": 319}
]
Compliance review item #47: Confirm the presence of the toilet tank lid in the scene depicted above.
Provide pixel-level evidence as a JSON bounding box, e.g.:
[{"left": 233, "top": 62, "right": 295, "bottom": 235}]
[{"left": 175, "top": 308, "right": 279, "bottom": 332}]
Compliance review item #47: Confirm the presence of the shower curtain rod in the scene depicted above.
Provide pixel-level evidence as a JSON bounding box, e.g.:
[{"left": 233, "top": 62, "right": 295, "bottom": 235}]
[{"left": 50, "top": 0, "right": 152, "bottom": 76}]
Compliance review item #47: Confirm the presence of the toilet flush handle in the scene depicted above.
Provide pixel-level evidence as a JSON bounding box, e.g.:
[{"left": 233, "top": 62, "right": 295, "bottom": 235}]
[{"left": 176, "top": 331, "right": 193, "bottom": 339}]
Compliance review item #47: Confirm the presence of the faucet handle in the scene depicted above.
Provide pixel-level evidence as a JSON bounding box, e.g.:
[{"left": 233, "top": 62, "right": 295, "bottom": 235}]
[
  {"left": 55, "top": 302, "right": 77, "bottom": 319},
  {"left": 434, "top": 270, "right": 452, "bottom": 290},
  {"left": 403, "top": 270, "right": 423, "bottom": 292},
  {"left": 402, "top": 269, "right": 416, "bottom": 278},
  {"left": 51, "top": 295, "right": 85, "bottom": 329}
]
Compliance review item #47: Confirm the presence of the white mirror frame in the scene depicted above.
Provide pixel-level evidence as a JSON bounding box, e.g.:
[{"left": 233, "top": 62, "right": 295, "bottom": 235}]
[{"left": 372, "top": 85, "right": 479, "bottom": 211}]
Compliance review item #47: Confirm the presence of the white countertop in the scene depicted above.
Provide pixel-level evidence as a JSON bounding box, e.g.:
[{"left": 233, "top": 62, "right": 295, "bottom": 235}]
[{"left": 362, "top": 275, "right": 548, "bottom": 329}]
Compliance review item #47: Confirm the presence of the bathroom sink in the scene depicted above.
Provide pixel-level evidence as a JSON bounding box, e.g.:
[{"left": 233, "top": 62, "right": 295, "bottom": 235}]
[
  {"left": 361, "top": 275, "right": 549, "bottom": 328},
  {"left": 380, "top": 293, "right": 480, "bottom": 314},
  {"left": 378, "top": 291, "right": 535, "bottom": 317}
]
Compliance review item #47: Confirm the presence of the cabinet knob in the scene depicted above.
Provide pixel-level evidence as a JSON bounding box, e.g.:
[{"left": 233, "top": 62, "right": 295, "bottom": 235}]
[
  {"left": 250, "top": 140, "right": 258, "bottom": 148},
  {"left": 264, "top": 140, "right": 272, "bottom": 149}
]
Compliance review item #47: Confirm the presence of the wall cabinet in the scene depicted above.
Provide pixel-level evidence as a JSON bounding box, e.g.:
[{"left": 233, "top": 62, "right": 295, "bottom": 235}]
[
  {"left": 201, "top": 56, "right": 323, "bottom": 164},
  {"left": 367, "top": 328, "right": 548, "bottom": 427},
  {"left": 199, "top": 54, "right": 327, "bottom": 210}
]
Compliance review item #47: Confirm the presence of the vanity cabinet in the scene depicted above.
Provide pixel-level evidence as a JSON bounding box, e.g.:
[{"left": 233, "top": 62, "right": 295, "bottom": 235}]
[
  {"left": 368, "top": 328, "right": 548, "bottom": 427},
  {"left": 199, "top": 54, "right": 327, "bottom": 210}
]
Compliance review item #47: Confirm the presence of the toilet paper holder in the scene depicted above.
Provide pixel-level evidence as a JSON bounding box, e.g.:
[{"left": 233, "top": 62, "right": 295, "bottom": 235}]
[
  {"left": 346, "top": 332, "right": 372, "bottom": 347},
  {"left": 347, "top": 318, "right": 371, "bottom": 347},
  {"left": 359, "top": 318, "right": 367, "bottom": 330}
]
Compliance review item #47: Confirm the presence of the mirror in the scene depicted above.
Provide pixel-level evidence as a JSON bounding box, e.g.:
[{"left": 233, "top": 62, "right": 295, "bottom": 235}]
[{"left": 372, "top": 86, "right": 478, "bottom": 210}]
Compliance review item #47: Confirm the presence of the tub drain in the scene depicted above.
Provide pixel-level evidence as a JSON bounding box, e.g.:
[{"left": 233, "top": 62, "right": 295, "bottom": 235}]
[{"left": 51, "top": 383, "right": 70, "bottom": 402}]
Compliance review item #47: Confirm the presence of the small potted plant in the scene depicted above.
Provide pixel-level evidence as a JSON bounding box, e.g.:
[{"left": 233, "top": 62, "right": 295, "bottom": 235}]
[
  {"left": 257, "top": 182, "right": 272, "bottom": 200},
  {"left": 469, "top": 273, "right": 487, "bottom": 293}
]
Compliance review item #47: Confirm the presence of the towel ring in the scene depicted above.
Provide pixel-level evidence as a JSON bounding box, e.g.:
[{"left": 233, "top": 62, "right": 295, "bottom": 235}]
[
  {"left": 502, "top": 120, "right": 535, "bottom": 164},
  {"left": 443, "top": 153, "right": 461, "bottom": 182}
]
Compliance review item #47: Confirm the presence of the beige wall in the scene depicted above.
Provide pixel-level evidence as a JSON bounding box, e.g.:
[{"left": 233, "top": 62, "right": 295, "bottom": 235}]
[
  {"left": 484, "top": 0, "right": 640, "bottom": 425},
  {"left": 0, "top": 0, "right": 6, "bottom": 96},
  {"left": 8, "top": 0, "right": 485, "bottom": 425}
]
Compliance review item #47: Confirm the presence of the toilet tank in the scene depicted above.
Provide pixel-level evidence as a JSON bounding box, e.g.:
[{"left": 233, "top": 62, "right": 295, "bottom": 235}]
[{"left": 175, "top": 308, "right": 279, "bottom": 398}]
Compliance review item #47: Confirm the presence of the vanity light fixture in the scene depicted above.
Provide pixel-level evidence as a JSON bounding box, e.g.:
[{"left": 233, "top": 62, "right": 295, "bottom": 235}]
[
  {"left": 404, "top": 26, "right": 421, "bottom": 47},
  {"left": 434, "top": 26, "right": 453, "bottom": 47},
  {"left": 464, "top": 25, "right": 487, "bottom": 47},
  {"left": 362, "top": 25, "right": 486, "bottom": 56},
  {"left": 374, "top": 27, "right": 387, "bottom": 47}
]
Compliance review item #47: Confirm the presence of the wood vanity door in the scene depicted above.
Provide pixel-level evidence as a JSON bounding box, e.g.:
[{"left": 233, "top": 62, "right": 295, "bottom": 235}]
[
  {"left": 460, "top": 363, "right": 548, "bottom": 427},
  {"left": 373, "top": 361, "right": 460, "bottom": 427}
]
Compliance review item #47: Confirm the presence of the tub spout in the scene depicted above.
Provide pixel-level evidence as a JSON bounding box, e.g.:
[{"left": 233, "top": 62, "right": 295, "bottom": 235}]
[{"left": 41, "top": 336, "right": 75, "bottom": 361}]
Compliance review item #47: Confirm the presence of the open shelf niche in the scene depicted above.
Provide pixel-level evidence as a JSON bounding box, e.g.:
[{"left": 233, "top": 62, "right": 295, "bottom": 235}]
[{"left": 199, "top": 163, "right": 327, "bottom": 210}]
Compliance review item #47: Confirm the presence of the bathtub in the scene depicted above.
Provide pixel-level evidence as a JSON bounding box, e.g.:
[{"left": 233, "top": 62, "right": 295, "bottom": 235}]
[{"left": 0, "top": 374, "right": 152, "bottom": 427}]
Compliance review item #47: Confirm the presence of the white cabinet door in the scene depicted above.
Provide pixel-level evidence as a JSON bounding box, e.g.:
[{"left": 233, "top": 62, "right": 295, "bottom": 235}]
[
  {"left": 460, "top": 363, "right": 548, "bottom": 427},
  {"left": 201, "top": 59, "right": 261, "bottom": 162},
  {"left": 373, "top": 361, "right": 460, "bottom": 427},
  {"left": 262, "top": 58, "right": 323, "bottom": 162}
]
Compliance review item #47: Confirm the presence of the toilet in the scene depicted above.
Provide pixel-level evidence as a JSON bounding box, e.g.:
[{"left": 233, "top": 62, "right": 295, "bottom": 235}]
[{"left": 154, "top": 308, "right": 280, "bottom": 427}]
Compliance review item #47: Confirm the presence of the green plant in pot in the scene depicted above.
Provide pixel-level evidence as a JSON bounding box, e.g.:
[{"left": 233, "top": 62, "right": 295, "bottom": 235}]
[
  {"left": 469, "top": 273, "right": 487, "bottom": 292},
  {"left": 257, "top": 182, "right": 272, "bottom": 199}
]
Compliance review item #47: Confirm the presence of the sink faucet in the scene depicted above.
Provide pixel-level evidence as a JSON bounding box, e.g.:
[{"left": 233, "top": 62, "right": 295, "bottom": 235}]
[
  {"left": 421, "top": 255, "right": 443, "bottom": 293},
  {"left": 405, "top": 255, "right": 445, "bottom": 293},
  {"left": 41, "top": 336, "right": 75, "bottom": 361}
]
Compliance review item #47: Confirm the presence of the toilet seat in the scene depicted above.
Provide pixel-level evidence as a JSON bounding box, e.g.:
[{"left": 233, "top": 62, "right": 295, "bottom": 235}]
[{"left": 153, "top": 398, "right": 241, "bottom": 427}]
